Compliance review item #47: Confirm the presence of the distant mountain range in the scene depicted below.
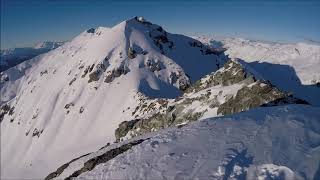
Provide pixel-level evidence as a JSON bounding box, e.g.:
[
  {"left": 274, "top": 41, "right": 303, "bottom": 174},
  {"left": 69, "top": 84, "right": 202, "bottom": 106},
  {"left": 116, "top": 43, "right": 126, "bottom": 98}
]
[{"left": 0, "top": 41, "right": 64, "bottom": 72}]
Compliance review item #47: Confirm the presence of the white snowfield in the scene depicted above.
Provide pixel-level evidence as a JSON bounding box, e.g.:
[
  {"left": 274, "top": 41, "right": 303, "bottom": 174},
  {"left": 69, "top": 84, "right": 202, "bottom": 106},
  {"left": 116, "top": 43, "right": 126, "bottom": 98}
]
[
  {"left": 49, "top": 105, "right": 320, "bottom": 180},
  {"left": 0, "top": 17, "right": 223, "bottom": 179},
  {"left": 196, "top": 36, "right": 320, "bottom": 106}
]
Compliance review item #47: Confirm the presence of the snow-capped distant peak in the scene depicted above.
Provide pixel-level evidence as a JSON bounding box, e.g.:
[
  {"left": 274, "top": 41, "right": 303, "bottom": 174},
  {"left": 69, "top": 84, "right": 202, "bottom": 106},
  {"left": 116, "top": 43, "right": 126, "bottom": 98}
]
[{"left": 33, "top": 41, "right": 65, "bottom": 49}]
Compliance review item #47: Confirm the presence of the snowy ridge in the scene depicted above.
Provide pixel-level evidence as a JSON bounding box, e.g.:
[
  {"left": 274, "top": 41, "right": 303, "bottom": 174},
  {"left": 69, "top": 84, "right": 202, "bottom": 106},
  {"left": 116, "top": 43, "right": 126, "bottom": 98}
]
[{"left": 46, "top": 105, "right": 320, "bottom": 180}]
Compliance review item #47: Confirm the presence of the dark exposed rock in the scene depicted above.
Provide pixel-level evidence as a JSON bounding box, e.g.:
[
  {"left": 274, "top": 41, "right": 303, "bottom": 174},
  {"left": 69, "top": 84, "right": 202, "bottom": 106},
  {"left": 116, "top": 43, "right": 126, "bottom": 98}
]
[
  {"left": 115, "top": 119, "right": 140, "bottom": 141},
  {"left": 81, "top": 66, "right": 90, "bottom": 78},
  {"left": 154, "top": 35, "right": 169, "bottom": 44},
  {"left": 78, "top": 64, "right": 84, "bottom": 69},
  {"left": 217, "top": 81, "right": 308, "bottom": 115},
  {"left": 40, "top": 70, "right": 48, "bottom": 76},
  {"left": 115, "top": 105, "right": 206, "bottom": 141},
  {"left": 146, "top": 24, "right": 174, "bottom": 53},
  {"left": 213, "top": 60, "right": 253, "bottom": 86},
  {"left": 8, "top": 106, "right": 14, "bottom": 116},
  {"left": 0, "top": 104, "right": 14, "bottom": 123},
  {"left": 69, "top": 77, "right": 76, "bottom": 85},
  {"left": 45, "top": 153, "right": 90, "bottom": 180},
  {"left": 32, "top": 128, "right": 43, "bottom": 138},
  {"left": 99, "top": 143, "right": 111, "bottom": 150},
  {"left": 169, "top": 72, "right": 190, "bottom": 91},
  {"left": 81, "top": 64, "right": 95, "bottom": 78},
  {"left": 145, "top": 59, "right": 162, "bottom": 72},
  {"left": 88, "top": 63, "right": 107, "bottom": 83},
  {"left": 88, "top": 70, "right": 100, "bottom": 83},
  {"left": 86, "top": 28, "right": 95, "bottom": 33},
  {"left": 185, "top": 59, "right": 255, "bottom": 93},
  {"left": 104, "top": 64, "right": 129, "bottom": 83},
  {"left": 128, "top": 47, "right": 136, "bottom": 59},
  {"left": 55, "top": 139, "right": 147, "bottom": 180},
  {"left": 32, "top": 113, "right": 38, "bottom": 119},
  {"left": 79, "top": 107, "right": 84, "bottom": 113},
  {"left": 89, "top": 64, "right": 95, "bottom": 72},
  {"left": 64, "top": 103, "right": 74, "bottom": 109}
]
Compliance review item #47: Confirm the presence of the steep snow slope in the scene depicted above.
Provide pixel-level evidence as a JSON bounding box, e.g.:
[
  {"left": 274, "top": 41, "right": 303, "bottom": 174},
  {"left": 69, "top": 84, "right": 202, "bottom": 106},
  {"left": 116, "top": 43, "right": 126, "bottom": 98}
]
[
  {"left": 0, "top": 41, "right": 64, "bottom": 72},
  {"left": 0, "top": 17, "right": 224, "bottom": 179},
  {"left": 196, "top": 36, "right": 320, "bottom": 106},
  {"left": 46, "top": 105, "right": 320, "bottom": 180}
]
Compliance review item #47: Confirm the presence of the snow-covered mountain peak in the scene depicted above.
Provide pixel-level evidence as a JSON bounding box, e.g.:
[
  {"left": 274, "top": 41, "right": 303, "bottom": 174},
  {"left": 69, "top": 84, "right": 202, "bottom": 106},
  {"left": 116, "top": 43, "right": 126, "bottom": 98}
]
[{"left": 0, "top": 17, "right": 227, "bottom": 179}]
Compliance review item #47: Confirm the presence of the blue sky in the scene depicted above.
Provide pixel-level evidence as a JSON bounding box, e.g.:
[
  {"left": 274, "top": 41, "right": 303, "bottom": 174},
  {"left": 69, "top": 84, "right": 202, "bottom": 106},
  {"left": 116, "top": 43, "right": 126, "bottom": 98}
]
[{"left": 1, "top": 0, "right": 320, "bottom": 49}]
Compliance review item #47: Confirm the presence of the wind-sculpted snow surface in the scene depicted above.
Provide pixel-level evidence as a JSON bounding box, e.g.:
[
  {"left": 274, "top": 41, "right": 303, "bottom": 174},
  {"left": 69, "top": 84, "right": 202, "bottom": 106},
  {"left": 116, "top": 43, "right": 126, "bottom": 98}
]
[
  {"left": 47, "top": 105, "right": 320, "bottom": 180},
  {"left": 0, "top": 17, "right": 225, "bottom": 179}
]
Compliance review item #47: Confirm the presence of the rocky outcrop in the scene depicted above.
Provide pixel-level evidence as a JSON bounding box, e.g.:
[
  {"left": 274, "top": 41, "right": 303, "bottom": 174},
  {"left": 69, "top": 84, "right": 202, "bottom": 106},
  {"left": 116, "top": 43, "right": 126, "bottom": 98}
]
[
  {"left": 115, "top": 119, "right": 140, "bottom": 141},
  {"left": 104, "top": 64, "right": 129, "bottom": 83},
  {"left": 0, "top": 104, "right": 14, "bottom": 123},
  {"left": 185, "top": 59, "right": 256, "bottom": 93},
  {"left": 217, "top": 81, "right": 308, "bottom": 115},
  {"left": 127, "top": 47, "right": 137, "bottom": 59},
  {"left": 88, "top": 63, "right": 107, "bottom": 83},
  {"left": 115, "top": 59, "right": 309, "bottom": 141},
  {"left": 135, "top": 17, "right": 174, "bottom": 53},
  {"left": 169, "top": 71, "right": 190, "bottom": 91},
  {"left": 145, "top": 59, "right": 162, "bottom": 72}
]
